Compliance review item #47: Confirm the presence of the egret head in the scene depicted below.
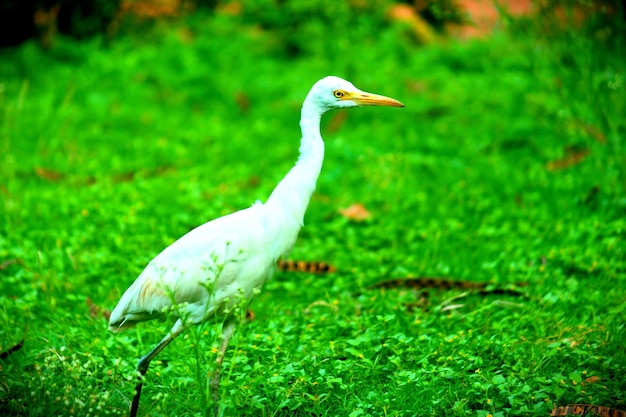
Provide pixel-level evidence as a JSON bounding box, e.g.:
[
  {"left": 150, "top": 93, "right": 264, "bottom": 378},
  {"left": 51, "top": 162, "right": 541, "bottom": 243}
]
[{"left": 306, "top": 76, "right": 404, "bottom": 113}]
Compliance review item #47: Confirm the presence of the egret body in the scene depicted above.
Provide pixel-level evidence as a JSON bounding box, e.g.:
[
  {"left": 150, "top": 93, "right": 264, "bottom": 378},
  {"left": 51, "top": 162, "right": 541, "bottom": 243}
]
[{"left": 109, "top": 76, "right": 403, "bottom": 416}]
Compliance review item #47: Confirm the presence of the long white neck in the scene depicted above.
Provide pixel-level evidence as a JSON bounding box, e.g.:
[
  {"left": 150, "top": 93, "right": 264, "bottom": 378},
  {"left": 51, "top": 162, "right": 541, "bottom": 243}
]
[{"left": 265, "top": 100, "right": 325, "bottom": 227}]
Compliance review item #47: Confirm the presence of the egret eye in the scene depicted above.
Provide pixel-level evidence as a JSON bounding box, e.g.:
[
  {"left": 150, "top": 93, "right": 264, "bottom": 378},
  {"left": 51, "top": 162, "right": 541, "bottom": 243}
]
[{"left": 334, "top": 90, "right": 345, "bottom": 98}]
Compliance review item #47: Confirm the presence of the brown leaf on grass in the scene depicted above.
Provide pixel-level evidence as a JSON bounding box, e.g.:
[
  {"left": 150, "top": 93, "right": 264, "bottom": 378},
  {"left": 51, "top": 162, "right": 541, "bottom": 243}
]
[
  {"left": 216, "top": 1, "right": 243, "bottom": 16},
  {"left": 245, "top": 309, "right": 255, "bottom": 322},
  {"left": 550, "top": 404, "right": 626, "bottom": 417},
  {"left": 339, "top": 203, "right": 372, "bottom": 222},
  {"left": 0, "top": 258, "right": 22, "bottom": 271},
  {"left": 406, "top": 80, "right": 427, "bottom": 94},
  {"left": 34, "top": 167, "right": 64, "bottom": 181},
  {"left": 112, "top": 166, "right": 175, "bottom": 183},
  {"left": 33, "top": 166, "right": 166, "bottom": 185},
  {"left": 86, "top": 297, "right": 111, "bottom": 321},
  {"left": 277, "top": 260, "right": 337, "bottom": 274},
  {"left": 546, "top": 147, "right": 589, "bottom": 171},
  {"left": 581, "top": 124, "right": 607, "bottom": 143},
  {"left": 119, "top": 0, "right": 182, "bottom": 18},
  {"left": 246, "top": 175, "right": 260, "bottom": 188},
  {"left": 326, "top": 110, "right": 348, "bottom": 133},
  {"left": 112, "top": 171, "right": 136, "bottom": 183},
  {"left": 235, "top": 91, "right": 251, "bottom": 113},
  {"left": 566, "top": 120, "right": 607, "bottom": 143},
  {"left": 581, "top": 376, "right": 601, "bottom": 385}
]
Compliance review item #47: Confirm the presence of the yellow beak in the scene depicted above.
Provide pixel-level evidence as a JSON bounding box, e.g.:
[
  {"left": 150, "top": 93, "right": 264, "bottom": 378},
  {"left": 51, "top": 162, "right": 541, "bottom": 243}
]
[{"left": 346, "top": 90, "right": 405, "bottom": 107}]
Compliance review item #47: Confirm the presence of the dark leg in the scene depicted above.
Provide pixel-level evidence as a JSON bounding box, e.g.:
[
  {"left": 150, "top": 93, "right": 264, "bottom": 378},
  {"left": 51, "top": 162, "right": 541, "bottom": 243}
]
[
  {"left": 210, "top": 318, "right": 237, "bottom": 417},
  {"left": 129, "top": 319, "right": 185, "bottom": 417}
]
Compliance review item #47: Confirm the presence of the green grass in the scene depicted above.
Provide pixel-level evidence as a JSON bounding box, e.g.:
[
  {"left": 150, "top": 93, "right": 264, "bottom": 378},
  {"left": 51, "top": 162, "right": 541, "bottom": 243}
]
[{"left": 0, "top": 6, "right": 625, "bottom": 417}]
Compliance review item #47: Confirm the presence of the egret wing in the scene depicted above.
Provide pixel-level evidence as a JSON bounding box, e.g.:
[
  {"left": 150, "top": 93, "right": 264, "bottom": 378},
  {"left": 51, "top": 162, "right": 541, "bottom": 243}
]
[{"left": 109, "top": 204, "right": 279, "bottom": 331}]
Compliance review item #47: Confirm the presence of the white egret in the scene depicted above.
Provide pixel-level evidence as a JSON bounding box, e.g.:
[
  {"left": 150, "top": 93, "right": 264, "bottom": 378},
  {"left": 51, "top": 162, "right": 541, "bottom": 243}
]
[{"left": 108, "top": 76, "right": 403, "bottom": 416}]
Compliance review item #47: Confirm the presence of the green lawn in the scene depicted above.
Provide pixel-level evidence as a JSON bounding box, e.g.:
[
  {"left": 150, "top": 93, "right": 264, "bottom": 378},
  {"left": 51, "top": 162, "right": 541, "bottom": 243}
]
[{"left": 0, "top": 6, "right": 624, "bottom": 417}]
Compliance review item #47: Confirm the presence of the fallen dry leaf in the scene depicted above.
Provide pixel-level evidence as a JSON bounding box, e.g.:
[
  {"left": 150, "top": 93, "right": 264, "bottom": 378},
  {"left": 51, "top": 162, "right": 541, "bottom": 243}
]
[
  {"left": 326, "top": 110, "right": 348, "bottom": 133},
  {"left": 112, "top": 171, "right": 136, "bottom": 183},
  {"left": 339, "top": 203, "right": 372, "bottom": 222},
  {"left": 581, "top": 375, "right": 601, "bottom": 385},
  {"left": 546, "top": 148, "right": 589, "bottom": 171},
  {"left": 575, "top": 121, "right": 607, "bottom": 143},
  {"left": 234, "top": 91, "right": 251, "bottom": 113},
  {"left": 34, "top": 167, "right": 64, "bottom": 181},
  {"left": 0, "top": 259, "right": 21, "bottom": 271},
  {"left": 550, "top": 404, "right": 626, "bottom": 417},
  {"left": 245, "top": 309, "right": 255, "bottom": 321},
  {"left": 86, "top": 297, "right": 111, "bottom": 321},
  {"left": 216, "top": 1, "right": 243, "bottom": 16},
  {"left": 119, "top": 0, "right": 182, "bottom": 18}
]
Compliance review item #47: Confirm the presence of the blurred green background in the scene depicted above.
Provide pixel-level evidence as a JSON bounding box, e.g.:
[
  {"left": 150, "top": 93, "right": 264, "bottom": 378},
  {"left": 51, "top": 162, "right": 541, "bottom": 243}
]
[{"left": 0, "top": 1, "right": 624, "bottom": 416}]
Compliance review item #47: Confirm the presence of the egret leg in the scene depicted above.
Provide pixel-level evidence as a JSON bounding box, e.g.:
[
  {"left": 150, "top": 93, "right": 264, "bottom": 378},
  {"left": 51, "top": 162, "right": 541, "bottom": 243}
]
[
  {"left": 210, "top": 318, "right": 237, "bottom": 417},
  {"left": 130, "top": 319, "right": 185, "bottom": 417}
]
